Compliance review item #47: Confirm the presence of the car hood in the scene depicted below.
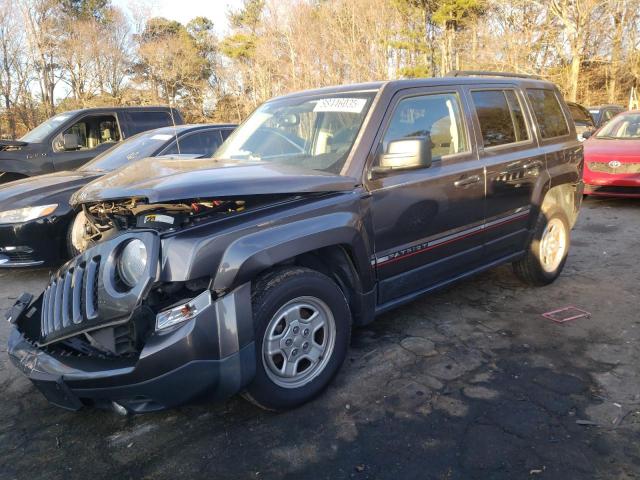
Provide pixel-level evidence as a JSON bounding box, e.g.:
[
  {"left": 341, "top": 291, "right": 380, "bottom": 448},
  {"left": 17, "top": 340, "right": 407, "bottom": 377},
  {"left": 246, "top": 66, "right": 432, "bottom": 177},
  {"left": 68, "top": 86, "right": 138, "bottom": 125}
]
[
  {"left": 0, "top": 170, "right": 102, "bottom": 210},
  {"left": 72, "top": 158, "right": 358, "bottom": 205},
  {"left": 585, "top": 138, "right": 640, "bottom": 159}
]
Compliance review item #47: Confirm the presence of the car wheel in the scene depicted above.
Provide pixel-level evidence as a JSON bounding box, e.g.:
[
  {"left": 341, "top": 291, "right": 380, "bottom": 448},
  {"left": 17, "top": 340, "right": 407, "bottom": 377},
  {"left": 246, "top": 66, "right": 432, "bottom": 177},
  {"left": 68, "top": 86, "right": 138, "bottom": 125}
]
[
  {"left": 66, "top": 210, "right": 94, "bottom": 258},
  {"left": 243, "top": 267, "right": 351, "bottom": 411},
  {"left": 512, "top": 206, "right": 570, "bottom": 286}
]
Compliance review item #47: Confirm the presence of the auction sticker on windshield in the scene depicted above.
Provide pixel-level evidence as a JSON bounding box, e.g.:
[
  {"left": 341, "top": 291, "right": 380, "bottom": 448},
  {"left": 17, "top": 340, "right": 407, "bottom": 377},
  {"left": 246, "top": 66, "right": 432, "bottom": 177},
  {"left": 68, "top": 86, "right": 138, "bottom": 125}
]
[{"left": 313, "top": 98, "right": 367, "bottom": 113}]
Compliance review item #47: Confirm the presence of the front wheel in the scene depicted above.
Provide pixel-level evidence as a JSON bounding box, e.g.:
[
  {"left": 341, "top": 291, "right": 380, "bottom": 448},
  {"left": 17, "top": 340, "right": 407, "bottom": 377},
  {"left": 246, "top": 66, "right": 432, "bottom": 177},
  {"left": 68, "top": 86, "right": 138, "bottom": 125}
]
[
  {"left": 243, "top": 267, "right": 351, "bottom": 411},
  {"left": 512, "top": 206, "right": 570, "bottom": 286},
  {"left": 66, "top": 211, "right": 95, "bottom": 258}
]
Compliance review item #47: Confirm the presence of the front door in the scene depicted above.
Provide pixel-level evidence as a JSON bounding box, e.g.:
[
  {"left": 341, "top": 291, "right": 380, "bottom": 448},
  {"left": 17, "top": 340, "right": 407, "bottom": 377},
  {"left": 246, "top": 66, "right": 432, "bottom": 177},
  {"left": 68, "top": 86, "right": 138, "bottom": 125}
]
[
  {"left": 51, "top": 113, "right": 121, "bottom": 170},
  {"left": 366, "top": 87, "right": 485, "bottom": 305}
]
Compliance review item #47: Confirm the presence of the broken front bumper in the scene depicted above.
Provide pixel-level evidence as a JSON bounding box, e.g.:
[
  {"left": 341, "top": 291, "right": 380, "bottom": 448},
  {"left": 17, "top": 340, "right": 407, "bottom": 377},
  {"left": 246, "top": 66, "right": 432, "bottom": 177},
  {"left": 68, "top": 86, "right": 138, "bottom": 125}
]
[{"left": 7, "top": 284, "right": 256, "bottom": 413}]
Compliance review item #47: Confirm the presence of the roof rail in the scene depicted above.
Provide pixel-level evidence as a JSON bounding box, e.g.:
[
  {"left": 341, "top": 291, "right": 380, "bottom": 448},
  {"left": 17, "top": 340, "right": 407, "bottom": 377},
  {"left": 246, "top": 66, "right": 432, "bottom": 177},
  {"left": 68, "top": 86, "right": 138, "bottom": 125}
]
[{"left": 446, "top": 70, "right": 543, "bottom": 80}]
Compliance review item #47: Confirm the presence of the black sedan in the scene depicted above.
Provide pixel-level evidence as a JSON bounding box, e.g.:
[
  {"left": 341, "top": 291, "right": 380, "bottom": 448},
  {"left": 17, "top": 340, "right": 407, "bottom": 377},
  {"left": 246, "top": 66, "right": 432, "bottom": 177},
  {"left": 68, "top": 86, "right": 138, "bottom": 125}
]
[{"left": 0, "top": 123, "right": 235, "bottom": 267}]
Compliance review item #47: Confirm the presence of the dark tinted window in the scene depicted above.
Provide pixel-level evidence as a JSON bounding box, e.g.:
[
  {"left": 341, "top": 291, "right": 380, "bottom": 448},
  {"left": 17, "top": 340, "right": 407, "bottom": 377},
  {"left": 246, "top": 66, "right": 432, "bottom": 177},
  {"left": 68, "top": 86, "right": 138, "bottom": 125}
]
[
  {"left": 381, "top": 92, "right": 468, "bottom": 161},
  {"left": 126, "top": 111, "right": 173, "bottom": 135},
  {"left": 527, "top": 89, "right": 570, "bottom": 139},
  {"left": 568, "top": 104, "right": 594, "bottom": 126},
  {"left": 472, "top": 90, "right": 529, "bottom": 147},
  {"left": 163, "top": 130, "right": 223, "bottom": 156},
  {"left": 221, "top": 128, "right": 234, "bottom": 140}
]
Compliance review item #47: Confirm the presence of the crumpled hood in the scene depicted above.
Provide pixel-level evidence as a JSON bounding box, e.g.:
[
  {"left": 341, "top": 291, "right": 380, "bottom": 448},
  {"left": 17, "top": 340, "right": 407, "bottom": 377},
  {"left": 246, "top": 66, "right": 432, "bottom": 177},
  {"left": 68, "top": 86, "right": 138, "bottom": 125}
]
[
  {"left": 0, "top": 170, "right": 101, "bottom": 210},
  {"left": 72, "top": 158, "right": 358, "bottom": 205}
]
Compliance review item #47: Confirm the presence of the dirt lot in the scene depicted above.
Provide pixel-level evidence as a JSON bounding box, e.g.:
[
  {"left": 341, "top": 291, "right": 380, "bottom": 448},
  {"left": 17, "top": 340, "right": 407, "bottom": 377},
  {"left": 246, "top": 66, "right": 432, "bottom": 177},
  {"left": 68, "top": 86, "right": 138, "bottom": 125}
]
[{"left": 1, "top": 197, "right": 639, "bottom": 480}]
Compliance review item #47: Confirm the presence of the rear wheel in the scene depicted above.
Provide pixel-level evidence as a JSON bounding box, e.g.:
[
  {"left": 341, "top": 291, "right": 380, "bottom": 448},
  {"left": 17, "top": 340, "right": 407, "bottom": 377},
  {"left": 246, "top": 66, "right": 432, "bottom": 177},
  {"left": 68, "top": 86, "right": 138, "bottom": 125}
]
[
  {"left": 243, "top": 267, "right": 351, "bottom": 410},
  {"left": 512, "top": 206, "right": 570, "bottom": 286}
]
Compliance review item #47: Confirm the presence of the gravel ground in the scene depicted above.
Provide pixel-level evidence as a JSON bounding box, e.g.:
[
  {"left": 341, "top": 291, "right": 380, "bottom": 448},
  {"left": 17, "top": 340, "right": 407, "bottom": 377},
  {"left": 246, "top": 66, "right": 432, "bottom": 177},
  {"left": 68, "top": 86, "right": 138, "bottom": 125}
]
[{"left": 1, "top": 196, "right": 639, "bottom": 480}]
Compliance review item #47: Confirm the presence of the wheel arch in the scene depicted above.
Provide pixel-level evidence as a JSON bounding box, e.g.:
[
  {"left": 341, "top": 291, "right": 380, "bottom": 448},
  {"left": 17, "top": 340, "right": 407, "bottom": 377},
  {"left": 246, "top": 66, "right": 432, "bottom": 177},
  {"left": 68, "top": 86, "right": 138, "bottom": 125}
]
[
  {"left": 210, "top": 214, "right": 376, "bottom": 326},
  {"left": 540, "top": 182, "right": 582, "bottom": 229}
]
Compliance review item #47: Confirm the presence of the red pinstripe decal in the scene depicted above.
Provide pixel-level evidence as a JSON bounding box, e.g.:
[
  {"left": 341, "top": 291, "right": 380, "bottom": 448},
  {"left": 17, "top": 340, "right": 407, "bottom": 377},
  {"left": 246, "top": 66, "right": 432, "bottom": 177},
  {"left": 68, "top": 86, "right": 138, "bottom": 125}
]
[{"left": 376, "top": 212, "right": 529, "bottom": 267}]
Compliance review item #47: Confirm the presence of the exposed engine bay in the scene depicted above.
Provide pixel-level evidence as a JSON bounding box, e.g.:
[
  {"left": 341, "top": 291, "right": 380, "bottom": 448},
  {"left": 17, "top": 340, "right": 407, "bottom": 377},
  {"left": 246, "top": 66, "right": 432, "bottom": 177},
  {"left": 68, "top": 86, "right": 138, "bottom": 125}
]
[{"left": 73, "top": 197, "right": 250, "bottom": 253}]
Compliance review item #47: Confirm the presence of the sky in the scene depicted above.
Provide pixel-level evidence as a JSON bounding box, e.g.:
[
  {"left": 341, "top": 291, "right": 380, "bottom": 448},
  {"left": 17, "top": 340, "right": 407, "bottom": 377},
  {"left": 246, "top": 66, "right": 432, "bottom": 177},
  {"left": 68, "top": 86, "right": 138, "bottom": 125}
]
[{"left": 113, "top": 0, "right": 245, "bottom": 34}]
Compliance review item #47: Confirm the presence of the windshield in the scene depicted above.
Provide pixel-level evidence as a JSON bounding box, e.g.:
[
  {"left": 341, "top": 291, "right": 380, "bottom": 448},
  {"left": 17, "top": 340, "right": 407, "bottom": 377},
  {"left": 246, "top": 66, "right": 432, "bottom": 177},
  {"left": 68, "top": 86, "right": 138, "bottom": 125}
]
[
  {"left": 596, "top": 113, "right": 640, "bottom": 139},
  {"left": 214, "top": 92, "right": 376, "bottom": 174},
  {"left": 80, "top": 131, "right": 174, "bottom": 172},
  {"left": 20, "top": 113, "right": 74, "bottom": 143}
]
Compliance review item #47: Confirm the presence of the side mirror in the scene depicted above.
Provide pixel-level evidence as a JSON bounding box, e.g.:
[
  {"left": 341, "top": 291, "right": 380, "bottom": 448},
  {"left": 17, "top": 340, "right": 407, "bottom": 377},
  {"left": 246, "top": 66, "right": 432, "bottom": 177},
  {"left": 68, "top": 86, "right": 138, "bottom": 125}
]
[
  {"left": 373, "top": 136, "right": 432, "bottom": 175},
  {"left": 581, "top": 130, "right": 593, "bottom": 140}
]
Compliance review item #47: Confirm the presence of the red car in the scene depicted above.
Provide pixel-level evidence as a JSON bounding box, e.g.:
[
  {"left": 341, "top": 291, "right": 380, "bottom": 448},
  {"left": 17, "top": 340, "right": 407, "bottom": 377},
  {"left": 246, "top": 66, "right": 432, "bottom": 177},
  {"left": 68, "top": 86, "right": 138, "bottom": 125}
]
[{"left": 583, "top": 110, "right": 640, "bottom": 197}]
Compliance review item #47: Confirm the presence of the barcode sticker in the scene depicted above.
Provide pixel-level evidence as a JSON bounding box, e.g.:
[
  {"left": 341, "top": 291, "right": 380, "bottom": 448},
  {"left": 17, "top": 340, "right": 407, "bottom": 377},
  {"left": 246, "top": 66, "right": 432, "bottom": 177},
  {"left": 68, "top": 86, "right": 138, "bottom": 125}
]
[{"left": 313, "top": 98, "right": 367, "bottom": 113}]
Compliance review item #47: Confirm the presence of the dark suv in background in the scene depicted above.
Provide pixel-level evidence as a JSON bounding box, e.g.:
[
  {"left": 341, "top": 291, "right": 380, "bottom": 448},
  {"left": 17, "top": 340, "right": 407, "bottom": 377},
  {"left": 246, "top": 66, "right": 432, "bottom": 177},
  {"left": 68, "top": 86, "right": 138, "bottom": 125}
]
[
  {"left": 0, "top": 106, "right": 183, "bottom": 184},
  {"left": 8, "top": 72, "right": 583, "bottom": 414}
]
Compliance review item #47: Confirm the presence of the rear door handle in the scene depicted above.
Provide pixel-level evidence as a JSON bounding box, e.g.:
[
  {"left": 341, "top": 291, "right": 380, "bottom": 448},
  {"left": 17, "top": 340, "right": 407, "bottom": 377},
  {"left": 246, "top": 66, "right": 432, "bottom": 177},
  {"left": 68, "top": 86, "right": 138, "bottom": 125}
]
[{"left": 454, "top": 175, "right": 481, "bottom": 188}]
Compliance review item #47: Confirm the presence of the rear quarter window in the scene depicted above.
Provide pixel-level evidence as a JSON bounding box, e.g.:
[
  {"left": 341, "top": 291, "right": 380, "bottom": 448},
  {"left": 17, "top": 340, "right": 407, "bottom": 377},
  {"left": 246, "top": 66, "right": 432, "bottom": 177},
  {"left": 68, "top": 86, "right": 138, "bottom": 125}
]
[
  {"left": 126, "top": 111, "right": 173, "bottom": 135},
  {"left": 526, "top": 89, "right": 570, "bottom": 139}
]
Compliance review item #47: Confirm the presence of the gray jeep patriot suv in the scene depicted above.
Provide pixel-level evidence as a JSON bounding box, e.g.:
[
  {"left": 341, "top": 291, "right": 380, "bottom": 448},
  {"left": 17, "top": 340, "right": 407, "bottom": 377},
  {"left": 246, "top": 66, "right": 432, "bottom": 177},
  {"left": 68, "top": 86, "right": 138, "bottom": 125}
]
[{"left": 7, "top": 72, "right": 583, "bottom": 413}]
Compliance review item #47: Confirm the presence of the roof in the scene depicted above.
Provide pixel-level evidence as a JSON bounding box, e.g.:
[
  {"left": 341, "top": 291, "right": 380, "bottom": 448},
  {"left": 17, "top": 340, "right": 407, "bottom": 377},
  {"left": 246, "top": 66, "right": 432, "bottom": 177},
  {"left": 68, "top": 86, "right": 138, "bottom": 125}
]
[
  {"left": 142, "top": 123, "right": 237, "bottom": 136},
  {"left": 587, "top": 105, "right": 625, "bottom": 110},
  {"left": 61, "top": 105, "right": 182, "bottom": 116},
  {"left": 271, "top": 75, "right": 557, "bottom": 102}
]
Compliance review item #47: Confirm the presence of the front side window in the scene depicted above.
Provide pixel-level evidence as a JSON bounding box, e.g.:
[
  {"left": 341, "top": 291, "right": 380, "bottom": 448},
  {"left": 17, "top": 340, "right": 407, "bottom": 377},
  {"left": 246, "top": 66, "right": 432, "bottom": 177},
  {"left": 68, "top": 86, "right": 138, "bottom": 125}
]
[
  {"left": 595, "top": 113, "right": 640, "bottom": 139},
  {"left": 472, "top": 89, "right": 530, "bottom": 147},
  {"left": 379, "top": 92, "right": 468, "bottom": 164},
  {"left": 53, "top": 114, "right": 120, "bottom": 152},
  {"left": 527, "top": 89, "right": 570, "bottom": 139},
  {"left": 164, "top": 130, "right": 223, "bottom": 156},
  {"left": 214, "top": 92, "right": 376, "bottom": 174}
]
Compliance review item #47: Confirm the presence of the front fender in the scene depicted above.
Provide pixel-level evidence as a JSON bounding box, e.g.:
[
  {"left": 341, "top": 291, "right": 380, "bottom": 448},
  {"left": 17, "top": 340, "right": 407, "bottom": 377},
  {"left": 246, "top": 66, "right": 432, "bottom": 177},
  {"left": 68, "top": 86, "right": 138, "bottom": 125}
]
[
  {"left": 211, "top": 211, "right": 373, "bottom": 292},
  {"left": 0, "top": 158, "right": 49, "bottom": 178}
]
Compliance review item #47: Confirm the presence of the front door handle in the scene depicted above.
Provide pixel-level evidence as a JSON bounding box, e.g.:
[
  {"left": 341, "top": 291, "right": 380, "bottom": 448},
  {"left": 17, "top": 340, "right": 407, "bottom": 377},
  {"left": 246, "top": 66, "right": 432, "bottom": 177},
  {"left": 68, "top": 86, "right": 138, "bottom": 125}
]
[{"left": 454, "top": 175, "right": 482, "bottom": 188}]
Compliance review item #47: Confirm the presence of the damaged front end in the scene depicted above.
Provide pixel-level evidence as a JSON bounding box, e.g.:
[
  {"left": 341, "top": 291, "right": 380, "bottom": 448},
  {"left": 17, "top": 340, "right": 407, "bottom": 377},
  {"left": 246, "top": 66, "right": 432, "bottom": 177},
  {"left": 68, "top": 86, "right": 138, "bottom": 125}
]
[
  {"left": 74, "top": 195, "right": 288, "bottom": 250},
  {"left": 7, "top": 228, "right": 257, "bottom": 413}
]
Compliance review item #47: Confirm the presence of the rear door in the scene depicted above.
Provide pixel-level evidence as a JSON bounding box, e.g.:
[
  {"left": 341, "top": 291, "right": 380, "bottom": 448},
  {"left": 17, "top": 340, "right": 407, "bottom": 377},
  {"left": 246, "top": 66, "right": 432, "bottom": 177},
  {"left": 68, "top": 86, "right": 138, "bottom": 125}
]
[
  {"left": 464, "top": 85, "right": 542, "bottom": 261},
  {"left": 366, "top": 86, "right": 486, "bottom": 305}
]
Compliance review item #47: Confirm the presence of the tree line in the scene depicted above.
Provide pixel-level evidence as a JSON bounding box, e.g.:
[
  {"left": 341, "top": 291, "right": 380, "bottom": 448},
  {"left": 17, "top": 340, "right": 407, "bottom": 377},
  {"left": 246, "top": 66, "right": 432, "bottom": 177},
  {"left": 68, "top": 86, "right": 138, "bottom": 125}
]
[{"left": 0, "top": 0, "right": 638, "bottom": 139}]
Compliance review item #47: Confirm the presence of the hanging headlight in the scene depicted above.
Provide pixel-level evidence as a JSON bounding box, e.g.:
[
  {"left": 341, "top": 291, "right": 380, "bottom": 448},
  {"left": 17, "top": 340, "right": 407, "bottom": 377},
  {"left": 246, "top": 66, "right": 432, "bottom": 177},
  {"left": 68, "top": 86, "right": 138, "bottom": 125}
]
[{"left": 117, "top": 239, "right": 148, "bottom": 288}]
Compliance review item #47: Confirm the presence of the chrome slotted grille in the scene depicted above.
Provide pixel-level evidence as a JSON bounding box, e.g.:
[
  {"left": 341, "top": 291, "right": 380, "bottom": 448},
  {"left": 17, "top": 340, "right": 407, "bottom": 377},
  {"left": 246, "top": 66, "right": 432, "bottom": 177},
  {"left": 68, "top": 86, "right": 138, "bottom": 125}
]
[
  {"left": 588, "top": 162, "right": 640, "bottom": 174},
  {"left": 40, "top": 257, "right": 101, "bottom": 342}
]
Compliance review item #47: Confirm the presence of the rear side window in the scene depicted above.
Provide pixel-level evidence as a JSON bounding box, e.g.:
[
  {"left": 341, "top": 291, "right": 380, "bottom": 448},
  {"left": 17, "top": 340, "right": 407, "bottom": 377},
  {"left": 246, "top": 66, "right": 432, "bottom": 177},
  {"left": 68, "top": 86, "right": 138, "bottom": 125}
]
[
  {"left": 526, "top": 89, "right": 570, "bottom": 139},
  {"left": 381, "top": 92, "right": 468, "bottom": 162},
  {"left": 471, "top": 89, "right": 529, "bottom": 147},
  {"left": 568, "top": 104, "right": 594, "bottom": 127},
  {"left": 163, "top": 130, "right": 223, "bottom": 156},
  {"left": 221, "top": 128, "right": 234, "bottom": 140},
  {"left": 126, "top": 111, "right": 173, "bottom": 135}
]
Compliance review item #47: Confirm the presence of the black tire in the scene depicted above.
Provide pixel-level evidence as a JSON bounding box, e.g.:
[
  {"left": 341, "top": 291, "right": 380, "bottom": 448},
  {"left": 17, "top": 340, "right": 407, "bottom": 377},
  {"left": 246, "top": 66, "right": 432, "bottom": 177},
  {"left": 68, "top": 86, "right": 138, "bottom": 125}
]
[
  {"left": 243, "top": 267, "right": 351, "bottom": 411},
  {"left": 512, "top": 206, "right": 570, "bottom": 286}
]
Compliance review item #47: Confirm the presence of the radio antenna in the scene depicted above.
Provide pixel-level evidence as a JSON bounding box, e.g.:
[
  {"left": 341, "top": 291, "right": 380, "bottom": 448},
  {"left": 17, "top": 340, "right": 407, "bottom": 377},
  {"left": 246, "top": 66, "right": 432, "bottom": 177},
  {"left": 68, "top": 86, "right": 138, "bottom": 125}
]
[{"left": 164, "top": 82, "right": 180, "bottom": 154}]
